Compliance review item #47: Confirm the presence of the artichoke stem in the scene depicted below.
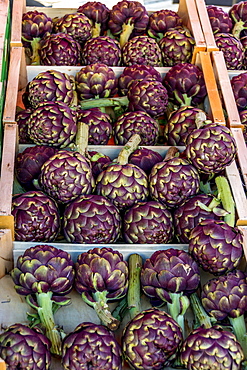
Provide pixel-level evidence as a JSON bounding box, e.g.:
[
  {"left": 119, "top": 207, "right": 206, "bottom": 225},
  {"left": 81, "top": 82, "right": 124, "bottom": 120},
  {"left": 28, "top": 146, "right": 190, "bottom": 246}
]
[
  {"left": 80, "top": 96, "right": 129, "bottom": 110},
  {"left": 215, "top": 175, "right": 235, "bottom": 227},
  {"left": 117, "top": 134, "right": 141, "bottom": 165},
  {"left": 232, "top": 20, "right": 246, "bottom": 39},
  {"left": 120, "top": 20, "right": 135, "bottom": 48},
  {"left": 174, "top": 91, "right": 192, "bottom": 106},
  {"left": 127, "top": 254, "right": 143, "bottom": 320},
  {"left": 164, "top": 146, "right": 180, "bottom": 161},
  {"left": 30, "top": 37, "right": 41, "bottom": 65},
  {"left": 195, "top": 111, "right": 207, "bottom": 129},
  {"left": 190, "top": 292, "right": 212, "bottom": 329},
  {"left": 36, "top": 291, "right": 62, "bottom": 356},
  {"left": 167, "top": 292, "right": 189, "bottom": 338},
  {"left": 229, "top": 315, "right": 247, "bottom": 360},
  {"left": 92, "top": 23, "right": 101, "bottom": 38},
  {"left": 75, "top": 121, "right": 88, "bottom": 155}
]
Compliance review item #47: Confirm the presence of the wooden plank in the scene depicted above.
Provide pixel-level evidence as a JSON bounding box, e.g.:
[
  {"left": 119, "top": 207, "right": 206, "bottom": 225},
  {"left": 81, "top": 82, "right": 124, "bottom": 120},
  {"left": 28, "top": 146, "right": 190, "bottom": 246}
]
[
  {"left": 3, "top": 47, "right": 23, "bottom": 124},
  {"left": 231, "top": 128, "right": 247, "bottom": 188},
  {"left": 178, "top": 0, "right": 206, "bottom": 64},
  {"left": 0, "top": 0, "right": 9, "bottom": 39},
  {"left": 0, "top": 229, "right": 13, "bottom": 279},
  {"left": 197, "top": 51, "right": 226, "bottom": 125},
  {"left": 194, "top": 0, "right": 218, "bottom": 52},
  {"left": 0, "top": 358, "right": 6, "bottom": 370},
  {"left": 10, "top": 0, "right": 26, "bottom": 47},
  {"left": 237, "top": 226, "right": 247, "bottom": 261},
  {"left": 211, "top": 50, "right": 243, "bottom": 128},
  {"left": 225, "top": 160, "right": 247, "bottom": 226},
  {"left": 0, "top": 124, "right": 18, "bottom": 219}
]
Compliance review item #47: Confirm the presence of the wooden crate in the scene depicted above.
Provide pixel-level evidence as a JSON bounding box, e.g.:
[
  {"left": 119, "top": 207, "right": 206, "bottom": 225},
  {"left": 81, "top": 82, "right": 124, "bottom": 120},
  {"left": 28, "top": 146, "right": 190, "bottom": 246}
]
[{"left": 10, "top": 0, "right": 206, "bottom": 63}]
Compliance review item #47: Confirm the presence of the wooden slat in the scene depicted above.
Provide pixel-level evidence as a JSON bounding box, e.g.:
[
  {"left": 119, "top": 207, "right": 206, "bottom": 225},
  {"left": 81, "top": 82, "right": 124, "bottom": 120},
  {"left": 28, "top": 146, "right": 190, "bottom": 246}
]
[
  {"left": 231, "top": 128, "right": 247, "bottom": 188},
  {"left": 225, "top": 160, "right": 247, "bottom": 226},
  {"left": 0, "top": 358, "right": 6, "bottom": 370},
  {"left": 194, "top": 0, "right": 218, "bottom": 52},
  {"left": 10, "top": 0, "right": 25, "bottom": 47},
  {"left": 0, "top": 229, "right": 13, "bottom": 279},
  {"left": 197, "top": 51, "right": 226, "bottom": 125},
  {"left": 0, "top": 0, "right": 9, "bottom": 39},
  {"left": 3, "top": 47, "right": 23, "bottom": 124},
  {"left": 236, "top": 226, "right": 247, "bottom": 261},
  {"left": 211, "top": 50, "right": 243, "bottom": 128}
]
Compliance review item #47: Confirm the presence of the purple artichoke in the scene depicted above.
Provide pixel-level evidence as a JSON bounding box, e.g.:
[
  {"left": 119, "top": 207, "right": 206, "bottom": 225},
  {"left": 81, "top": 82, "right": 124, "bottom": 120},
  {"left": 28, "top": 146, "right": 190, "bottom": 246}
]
[
  {"left": 163, "top": 62, "right": 207, "bottom": 107},
  {"left": 118, "top": 64, "right": 162, "bottom": 96},
  {"left": 75, "top": 63, "right": 118, "bottom": 101},
  {"left": 12, "top": 190, "right": 60, "bottom": 242},
  {"left": 38, "top": 149, "right": 94, "bottom": 204},
  {"left": 122, "top": 307, "right": 183, "bottom": 370},
  {"left": 62, "top": 322, "right": 122, "bottom": 370},
  {"left": 23, "top": 69, "right": 75, "bottom": 109},
  {"left": 39, "top": 32, "right": 82, "bottom": 66},
  {"left": 81, "top": 36, "right": 121, "bottom": 66},
  {"left": 185, "top": 122, "right": 237, "bottom": 174},
  {"left": 88, "top": 150, "right": 112, "bottom": 178},
  {"left": 147, "top": 9, "right": 183, "bottom": 41},
  {"left": 27, "top": 101, "right": 77, "bottom": 147},
  {"left": 206, "top": 5, "right": 233, "bottom": 34},
  {"left": 113, "top": 110, "right": 160, "bottom": 145},
  {"left": 63, "top": 194, "right": 121, "bottom": 244},
  {"left": 0, "top": 323, "right": 51, "bottom": 370},
  {"left": 123, "top": 200, "right": 174, "bottom": 243},
  {"left": 214, "top": 32, "right": 244, "bottom": 70},
  {"left": 159, "top": 28, "right": 195, "bottom": 66},
  {"left": 77, "top": 107, "right": 113, "bottom": 145},
  {"left": 189, "top": 219, "right": 243, "bottom": 275},
  {"left": 53, "top": 12, "right": 92, "bottom": 44},
  {"left": 230, "top": 71, "right": 247, "bottom": 111},
  {"left": 122, "top": 35, "right": 162, "bottom": 66},
  {"left": 15, "top": 145, "right": 57, "bottom": 190},
  {"left": 75, "top": 247, "right": 128, "bottom": 330},
  {"left": 230, "top": 1, "right": 247, "bottom": 39},
  {"left": 239, "top": 109, "right": 247, "bottom": 140},
  {"left": 77, "top": 1, "right": 110, "bottom": 37},
  {"left": 15, "top": 109, "right": 33, "bottom": 144},
  {"left": 129, "top": 147, "right": 163, "bottom": 174},
  {"left": 108, "top": 0, "right": 149, "bottom": 48}
]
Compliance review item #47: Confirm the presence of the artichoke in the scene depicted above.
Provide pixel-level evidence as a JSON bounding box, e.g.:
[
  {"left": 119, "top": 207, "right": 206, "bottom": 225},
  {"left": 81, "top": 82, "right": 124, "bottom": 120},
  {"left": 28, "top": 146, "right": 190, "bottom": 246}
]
[
  {"left": 15, "top": 145, "right": 57, "bottom": 190},
  {"left": 230, "top": 71, "right": 247, "bottom": 111},
  {"left": 108, "top": 0, "right": 149, "bottom": 48},
  {"left": 39, "top": 32, "right": 82, "bottom": 66},
  {"left": 123, "top": 200, "right": 174, "bottom": 244},
  {"left": 38, "top": 149, "right": 94, "bottom": 204},
  {"left": 180, "top": 325, "right": 244, "bottom": 370},
  {"left": 0, "top": 323, "right": 51, "bottom": 370},
  {"left": 189, "top": 219, "right": 243, "bottom": 275},
  {"left": 141, "top": 248, "right": 200, "bottom": 335},
  {"left": 77, "top": 1, "right": 110, "bottom": 37},
  {"left": 88, "top": 150, "right": 112, "bottom": 178},
  {"left": 164, "top": 105, "right": 207, "bottom": 146},
  {"left": 118, "top": 64, "right": 162, "bottom": 96},
  {"left": 22, "top": 10, "right": 53, "bottom": 65},
  {"left": 230, "top": 1, "right": 247, "bottom": 39},
  {"left": 11, "top": 244, "right": 75, "bottom": 355},
  {"left": 122, "top": 307, "right": 183, "bottom": 370},
  {"left": 95, "top": 134, "right": 149, "bottom": 211},
  {"left": 12, "top": 190, "right": 60, "bottom": 242},
  {"left": 113, "top": 110, "right": 160, "bottom": 145},
  {"left": 75, "top": 247, "right": 128, "bottom": 330},
  {"left": 75, "top": 63, "right": 118, "bottom": 101},
  {"left": 206, "top": 5, "right": 233, "bottom": 34},
  {"left": 27, "top": 101, "right": 77, "bottom": 147},
  {"left": 127, "top": 78, "right": 168, "bottom": 118},
  {"left": 122, "top": 35, "right": 162, "bottom": 66},
  {"left": 53, "top": 12, "right": 92, "bottom": 44},
  {"left": 201, "top": 270, "right": 247, "bottom": 361},
  {"left": 63, "top": 194, "right": 121, "bottom": 244},
  {"left": 173, "top": 193, "right": 225, "bottom": 243},
  {"left": 214, "top": 32, "right": 244, "bottom": 70},
  {"left": 239, "top": 109, "right": 247, "bottom": 140},
  {"left": 62, "top": 322, "right": 122, "bottom": 370},
  {"left": 81, "top": 36, "right": 121, "bottom": 66},
  {"left": 77, "top": 107, "right": 113, "bottom": 145},
  {"left": 23, "top": 69, "right": 75, "bottom": 110},
  {"left": 147, "top": 8, "right": 183, "bottom": 42},
  {"left": 15, "top": 109, "right": 33, "bottom": 144},
  {"left": 129, "top": 147, "right": 163, "bottom": 174},
  {"left": 185, "top": 121, "right": 237, "bottom": 175},
  {"left": 163, "top": 62, "right": 207, "bottom": 107},
  {"left": 159, "top": 28, "right": 195, "bottom": 67},
  {"left": 149, "top": 147, "right": 200, "bottom": 209}
]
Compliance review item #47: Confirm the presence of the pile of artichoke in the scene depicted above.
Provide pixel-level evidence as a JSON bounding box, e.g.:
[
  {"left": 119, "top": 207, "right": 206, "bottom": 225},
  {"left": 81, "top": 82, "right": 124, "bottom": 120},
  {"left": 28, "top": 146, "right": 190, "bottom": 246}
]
[{"left": 21, "top": 0, "right": 196, "bottom": 67}]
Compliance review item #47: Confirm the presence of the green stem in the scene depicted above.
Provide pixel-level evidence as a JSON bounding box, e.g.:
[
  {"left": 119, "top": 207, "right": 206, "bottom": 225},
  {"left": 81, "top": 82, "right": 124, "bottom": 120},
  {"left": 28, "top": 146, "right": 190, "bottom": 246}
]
[
  {"left": 229, "top": 315, "right": 247, "bottom": 360},
  {"left": 127, "top": 254, "right": 143, "bottom": 320},
  {"left": 117, "top": 134, "right": 141, "bottom": 165},
  {"left": 120, "top": 20, "right": 134, "bottom": 48},
  {"left": 190, "top": 292, "right": 214, "bottom": 329},
  {"left": 232, "top": 20, "right": 247, "bottom": 39},
  {"left": 166, "top": 292, "right": 190, "bottom": 338},
  {"left": 112, "top": 296, "right": 128, "bottom": 322},
  {"left": 81, "top": 291, "right": 120, "bottom": 331},
  {"left": 75, "top": 121, "right": 88, "bottom": 155},
  {"left": 174, "top": 91, "right": 192, "bottom": 106},
  {"left": 92, "top": 22, "right": 101, "bottom": 38},
  {"left": 36, "top": 291, "right": 62, "bottom": 356},
  {"left": 30, "top": 37, "right": 41, "bottom": 65},
  {"left": 79, "top": 96, "right": 129, "bottom": 110},
  {"left": 215, "top": 175, "right": 235, "bottom": 227}
]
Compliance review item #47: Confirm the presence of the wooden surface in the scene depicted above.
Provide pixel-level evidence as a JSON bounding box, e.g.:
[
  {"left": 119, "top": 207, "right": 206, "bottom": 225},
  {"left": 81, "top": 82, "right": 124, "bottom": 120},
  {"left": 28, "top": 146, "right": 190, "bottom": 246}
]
[
  {"left": 0, "top": 229, "right": 13, "bottom": 279},
  {"left": 231, "top": 128, "right": 247, "bottom": 188},
  {"left": 10, "top": 0, "right": 25, "bottom": 47}
]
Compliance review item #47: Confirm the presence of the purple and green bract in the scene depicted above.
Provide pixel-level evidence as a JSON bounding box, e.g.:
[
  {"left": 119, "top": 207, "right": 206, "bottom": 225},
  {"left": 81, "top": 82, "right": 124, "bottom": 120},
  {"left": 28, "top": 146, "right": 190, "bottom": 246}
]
[
  {"left": 77, "top": 1, "right": 110, "bottom": 37},
  {"left": 147, "top": 8, "right": 183, "bottom": 41},
  {"left": 53, "top": 12, "right": 92, "bottom": 44},
  {"left": 81, "top": 36, "right": 121, "bottom": 66},
  {"left": 122, "top": 35, "right": 162, "bottom": 66}
]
